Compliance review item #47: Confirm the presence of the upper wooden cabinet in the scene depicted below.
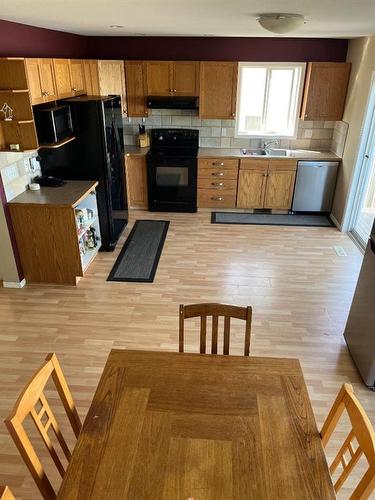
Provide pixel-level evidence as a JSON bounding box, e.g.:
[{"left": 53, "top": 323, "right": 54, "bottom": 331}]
[
  {"left": 70, "top": 59, "right": 86, "bottom": 96},
  {"left": 125, "top": 61, "right": 148, "bottom": 117},
  {"left": 301, "top": 62, "right": 351, "bottom": 121},
  {"left": 145, "top": 61, "right": 199, "bottom": 96},
  {"left": 97, "top": 60, "right": 127, "bottom": 116},
  {"left": 84, "top": 59, "right": 100, "bottom": 95},
  {"left": 53, "top": 59, "right": 73, "bottom": 99},
  {"left": 25, "top": 58, "right": 57, "bottom": 105},
  {"left": 199, "top": 62, "right": 238, "bottom": 119}
]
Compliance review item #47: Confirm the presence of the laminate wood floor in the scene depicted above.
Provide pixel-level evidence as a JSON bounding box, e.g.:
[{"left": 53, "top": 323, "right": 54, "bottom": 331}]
[{"left": 0, "top": 210, "right": 374, "bottom": 499}]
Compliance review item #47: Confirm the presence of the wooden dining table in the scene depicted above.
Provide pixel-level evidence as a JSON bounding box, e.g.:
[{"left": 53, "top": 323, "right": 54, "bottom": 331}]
[{"left": 57, "top": 349, "right": 336, "bottom": 499}]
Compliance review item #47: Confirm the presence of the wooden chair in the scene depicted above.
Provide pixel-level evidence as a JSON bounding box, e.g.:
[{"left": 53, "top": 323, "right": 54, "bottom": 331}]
[
  {"left": 4, "top": 353, "right": 82, "bottom": 500},
  {"left": 179, "top": 303, "right": 252, "bottom": 356},
  {"left": 320, "top": 383, "right": 375, "bottom": 499},
  {"left": 0, "top": 486, "right": 15, "bottom": 500}
]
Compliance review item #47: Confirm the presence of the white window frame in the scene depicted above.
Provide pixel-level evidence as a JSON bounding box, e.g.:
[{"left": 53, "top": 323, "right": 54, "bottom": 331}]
[{"left": 235, "top": 62, "right": 306, "bottom": 139}]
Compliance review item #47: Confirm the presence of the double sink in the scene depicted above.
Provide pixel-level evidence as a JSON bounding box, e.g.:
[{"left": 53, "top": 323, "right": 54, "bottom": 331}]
[{"left": 241, "top": 148, "right": 289, "bottom": 157}]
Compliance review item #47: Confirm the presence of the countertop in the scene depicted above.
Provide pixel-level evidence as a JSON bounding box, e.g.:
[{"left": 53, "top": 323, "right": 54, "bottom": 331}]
[
  {"left": 124, "top": 146, "right": 341, "bottom": 161},
  {"left": 8, "top": 180, "right": 98, "bottom": 208}
]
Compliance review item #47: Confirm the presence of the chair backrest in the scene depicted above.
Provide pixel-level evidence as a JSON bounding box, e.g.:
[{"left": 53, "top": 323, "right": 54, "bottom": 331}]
[
  {"left": 4, "top": 353, "right": 82, "bottom": 500},
  {"left": 179, "top": 303, "right": 252, "bottom": 356},
  {"left": 0, "top": 486, "right": 15, "bottom": 500},
  {"left": 320, "top": 383, "right": 375, "bottom": 499}
]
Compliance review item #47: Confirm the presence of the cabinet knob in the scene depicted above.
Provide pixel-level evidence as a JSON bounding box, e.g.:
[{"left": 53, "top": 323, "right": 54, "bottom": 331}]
[
  {"left": 212, "top": 172, "right": 224, "bottom": 177},
  {"left": 212, "top": 162, "right": 224, "bottom": 167},
  {"left": 72, "top": 87, "right": 77, "bottom": 92},
  {"left": 211, "top": 196, "right": 223, "bottom": 201},
  {"left": 231, "top": 112, "right": 235, "bottom": 117},
  {"left": 211, "top": 182, "right": 224, "bottom": 187}
]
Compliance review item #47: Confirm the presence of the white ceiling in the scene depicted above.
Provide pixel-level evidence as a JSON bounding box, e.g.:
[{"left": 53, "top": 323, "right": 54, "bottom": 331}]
[{"left": 2, "top": 0, "right": 375, "bottom": 38}]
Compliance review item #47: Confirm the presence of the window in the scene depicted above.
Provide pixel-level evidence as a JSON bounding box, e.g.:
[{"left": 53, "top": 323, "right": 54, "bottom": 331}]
[{"left": 236, "top": 62, "right": 306, "bottom": 138}]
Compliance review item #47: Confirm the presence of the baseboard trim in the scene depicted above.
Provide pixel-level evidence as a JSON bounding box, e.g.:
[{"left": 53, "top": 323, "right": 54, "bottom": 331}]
[
  {"left": 3, "top": 278, "right": 26, "bottom": 288},
  {"left": 329, "top": 214, "right": 343, "bottom": 231}
]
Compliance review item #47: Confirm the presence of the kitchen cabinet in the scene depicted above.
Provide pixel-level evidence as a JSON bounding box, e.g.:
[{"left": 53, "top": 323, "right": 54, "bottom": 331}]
[
  {"left": 25, "top": 58, "right": 57, "bottom": 105},
  {"left": 125, "top": 61, "right": 148, "bottom": 117},
  {"left": 53, "top": 58, "right": 73, "bottom": 99},
  {"left": 198, "top": 158, "right": 239, "bottom": 208},
  {"left": 83, "top": 59, "right": 100, "bottom": 95},
  {"left": 237, "top": 159, "right": 297, "bottom": 210},
  {"left": 199, "top": 62, "right": 238, "bottom": 119},
  {"left": 145, "top": 61, "right": 199, "bottom": 96},
  {"left": 8, "top": 181, "right": 101, "bottom": 285},
  {"left": 97, "top": 60, "right": 127, "bottom": 115},
  {"left": 125, "top": 154, "right": 148, "bottom": 209},
  {"left": 301, "top": 62, "right": 351, "bottom": 121},
  {"left": 70, "top": 59, "right": 86, "bottom": 96},
  {"left": 0, "top": 58, "right": 39, "bottom": 152}
]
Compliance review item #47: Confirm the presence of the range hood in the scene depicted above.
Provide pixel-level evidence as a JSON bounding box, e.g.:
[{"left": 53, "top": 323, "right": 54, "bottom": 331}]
[{"left": 147, "top": 96, "right": 199, "bottom": 110}]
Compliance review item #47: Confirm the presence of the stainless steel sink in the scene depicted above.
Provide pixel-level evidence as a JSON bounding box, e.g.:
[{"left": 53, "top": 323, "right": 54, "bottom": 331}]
[
  {"left": 266, "top": 149, "right": 288, "bottom": 156},
  {"left": 240, "top": 148, "right": 289, "bottom": 157}
]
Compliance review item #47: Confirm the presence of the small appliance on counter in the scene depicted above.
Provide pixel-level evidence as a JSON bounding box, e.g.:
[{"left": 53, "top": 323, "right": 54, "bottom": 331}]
[
  {"left": 147, "top": 128, "right": 199, "bottom": 213},
  {"left": 138, "top": 124, "right": 150, "bottom": 148},
  {"left": 33, "top": 175, "right": 66, "bottom": 187},
  {"left": 34, "top": 104, "right": 73, "bottom": 145}
]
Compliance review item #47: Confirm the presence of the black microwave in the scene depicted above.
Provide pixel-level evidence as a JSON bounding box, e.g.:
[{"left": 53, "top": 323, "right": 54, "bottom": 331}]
[{"left": 34, "top": 104, "right": 73, "bottom": 145}]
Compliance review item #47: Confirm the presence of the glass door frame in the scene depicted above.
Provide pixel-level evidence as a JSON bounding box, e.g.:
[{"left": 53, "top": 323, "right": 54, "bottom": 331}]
[{"left": 343, "top": 72, "right": 375, "bottom": 249}]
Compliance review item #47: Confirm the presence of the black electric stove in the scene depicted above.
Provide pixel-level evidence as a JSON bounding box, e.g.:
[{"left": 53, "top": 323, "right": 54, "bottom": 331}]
[{"left": 147, "top": 128, "right": 199, "bottom": 212}]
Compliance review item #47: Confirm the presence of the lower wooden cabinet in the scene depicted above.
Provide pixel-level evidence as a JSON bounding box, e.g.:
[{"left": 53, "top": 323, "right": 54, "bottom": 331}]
[
  {"left": 197, "top": 158, "right": 239, "bottom": 208},
  {"left": 125, "top": 154, "right": 148, "bottom": 209},
  {"left": 237, "top": 159, "right": 297, "bottom": 210}
]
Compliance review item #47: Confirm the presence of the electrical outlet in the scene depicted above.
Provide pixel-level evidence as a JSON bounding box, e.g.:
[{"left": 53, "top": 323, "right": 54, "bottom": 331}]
[
  {"left": 29, "top": 157, "right": 40, "bottom": 173},
  {"left": 303, "top": 129, "right": 313, "bottom": 139},
  {"left": 24, "top": 158, "right": 30, "bottom": 173},
  {"left": 222, "top": 128, "right": 227, "bottom": 137}
]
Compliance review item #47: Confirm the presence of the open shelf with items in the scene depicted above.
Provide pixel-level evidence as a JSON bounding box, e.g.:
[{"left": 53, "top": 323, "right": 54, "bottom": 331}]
[
  {"left": 74, "top": 191, "right": 102, "bottom": 272},
  {"left": 0, "top": 58, "right": 39, "bottom": 152}
]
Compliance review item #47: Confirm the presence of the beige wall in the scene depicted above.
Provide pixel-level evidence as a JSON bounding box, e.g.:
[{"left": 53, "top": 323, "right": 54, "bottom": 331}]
[
  {"left": 0, "top": 203, "right": 20, "bottom": 283},
  {"left": 332, "top": 36, "right": 375, "bottom": 225}
]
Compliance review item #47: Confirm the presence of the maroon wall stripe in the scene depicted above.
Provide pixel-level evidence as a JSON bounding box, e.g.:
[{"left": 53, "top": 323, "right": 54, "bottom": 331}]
[
  {"left": 0, "top": 19, "right": 348, "bottom": 62},
  {"left": 0, "top": 19, "right": 88, "bottom": 58},
  {"left": 87, "top": 36, "right": 348, "bottom": 62},
  {"left": 0, "top": 176, "right": 24, "bottom": 282}
]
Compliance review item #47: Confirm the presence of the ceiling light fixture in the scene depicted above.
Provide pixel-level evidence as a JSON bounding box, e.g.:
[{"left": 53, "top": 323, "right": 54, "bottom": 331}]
[
  {"left": 109, "top": 25, "right": 124, "bottom": 29},
  {"left": 257, "top": 13, "right": 305, "bottom": 34}
]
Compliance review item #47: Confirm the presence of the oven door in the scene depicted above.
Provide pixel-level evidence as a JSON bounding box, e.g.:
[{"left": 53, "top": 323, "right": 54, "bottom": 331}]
[{"left": 147, "top": 155, "right": 197, "bottom": 212}]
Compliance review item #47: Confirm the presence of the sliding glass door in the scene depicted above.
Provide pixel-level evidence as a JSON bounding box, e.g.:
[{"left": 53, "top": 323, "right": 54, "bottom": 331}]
[{"left": 349, "top": 77, "right": 375, "bottom": 247}]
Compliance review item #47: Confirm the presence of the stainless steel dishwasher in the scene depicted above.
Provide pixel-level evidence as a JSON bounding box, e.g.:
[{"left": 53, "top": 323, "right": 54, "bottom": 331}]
[{"left": 292, "top": 161, "right": 339, "bottom": 212}]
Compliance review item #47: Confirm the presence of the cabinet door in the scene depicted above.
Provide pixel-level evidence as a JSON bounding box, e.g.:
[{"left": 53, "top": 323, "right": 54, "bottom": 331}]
[
  {"left": 53, "top": 59, "right": 73, "bottom": 99},
  {"left": 173, "top": 61, "right": 199, "bottom": 96},
  {"left": 25, "top": 59, "right": 44, "bottom": 105},
  {"left": 98, "top": 60, "right": 127, "bottom": 115},
  {"left": 83, "top": 60, "right": 93, "bottom": 94},
  {"left": 301, "top": 62, "right": 351, "bottom": 121},
  {"left": 39, "top": 59, "right": 57, "bottom": 101},
  {"left": 264, "top": 168, "right": 296, "bottom": 210},
  {"left": 199, "top": 62, "right": 238, "bottom": 119},
  {"left": 70, "top": 59, "right": 86, "bottom": 96},
  {"left": 146, "top": 61, "right": 172, "bottom": 95},
  {"left": 125, "top": 155, "right": 148, "bottom": 209},
  {"left": 125, "top": 61, "right": 148, "bottom": 117},
  {"left": 90, "top": 60, "right": 100, "bottom": 94},
  {"left": 237, "top": 168, "right": 267, "bottom": 208}
]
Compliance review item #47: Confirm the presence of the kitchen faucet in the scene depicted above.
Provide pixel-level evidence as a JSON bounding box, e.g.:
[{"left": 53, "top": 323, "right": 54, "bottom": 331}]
[{"left": 263, "top": 139, "right": 280, "bottom": 151}]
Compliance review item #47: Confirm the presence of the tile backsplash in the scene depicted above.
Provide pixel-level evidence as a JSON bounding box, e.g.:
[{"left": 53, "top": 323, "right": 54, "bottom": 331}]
[
  {"left": 0, "top": 151, "right": 41, "bottom": 202},
  {"left": 124, "top": 109, "right": 337, "bottom": 151}
]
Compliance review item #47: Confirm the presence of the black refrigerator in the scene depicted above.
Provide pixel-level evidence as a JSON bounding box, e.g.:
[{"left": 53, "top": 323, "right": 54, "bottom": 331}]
[{"left": 39, "top": 95, "right": 128, "bottom": 251}]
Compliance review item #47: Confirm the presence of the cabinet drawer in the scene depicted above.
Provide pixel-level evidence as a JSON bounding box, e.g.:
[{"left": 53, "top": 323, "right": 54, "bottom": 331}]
[
  {"left": 268, "top": 160, "right": 297, "bottom": 171},
  {"left": 199, "top": 158, "right": 239, "bottom": 170},
  {"left": 198, "top": 178, "right": 237, "bottom": 190},
  {"left": 198, "top": 189, "right": 236, "bottom": 208},
  {"left": 240, "top": 159, "right": 269, "bottom": 170},
  {"left": 199, "top": 167, "right": 238, "bottom": 180}
]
